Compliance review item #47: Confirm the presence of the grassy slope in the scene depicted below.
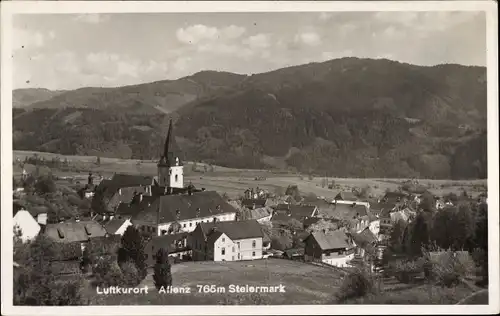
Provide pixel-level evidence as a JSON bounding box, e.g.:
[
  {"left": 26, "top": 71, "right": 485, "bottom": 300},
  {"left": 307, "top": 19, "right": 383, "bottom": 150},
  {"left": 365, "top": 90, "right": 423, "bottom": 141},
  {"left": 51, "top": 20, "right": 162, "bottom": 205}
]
[{"left": 89, "top": 259, "right": 343, "bottom": 305}]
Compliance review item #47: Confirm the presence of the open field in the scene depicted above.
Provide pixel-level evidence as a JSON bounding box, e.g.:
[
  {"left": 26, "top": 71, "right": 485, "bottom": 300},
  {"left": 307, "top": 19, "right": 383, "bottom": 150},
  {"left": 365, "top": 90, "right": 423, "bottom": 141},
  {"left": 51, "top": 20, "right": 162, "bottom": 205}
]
[
  {"left": 13, "top": 150, "right": 487, "bottom": 199},
  {"left": 88, "top": 259, "right": 344, "bottom": 305}
]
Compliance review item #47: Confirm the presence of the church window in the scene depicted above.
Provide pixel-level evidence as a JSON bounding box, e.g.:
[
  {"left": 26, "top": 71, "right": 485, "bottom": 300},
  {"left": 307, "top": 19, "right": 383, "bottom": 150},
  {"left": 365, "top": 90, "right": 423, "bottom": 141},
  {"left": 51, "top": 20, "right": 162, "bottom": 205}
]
[
  {"left": 175, "top": 174, "right": 178, "bottom": 182},
  {"left": 221, "top": 248, "right": 225, "bottom": 255}
]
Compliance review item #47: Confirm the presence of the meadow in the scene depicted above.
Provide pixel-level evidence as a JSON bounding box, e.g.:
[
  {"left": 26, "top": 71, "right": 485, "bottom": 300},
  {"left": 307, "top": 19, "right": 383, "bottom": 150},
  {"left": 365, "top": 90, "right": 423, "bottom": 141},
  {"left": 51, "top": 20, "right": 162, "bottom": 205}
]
[{"left": 13, "top": 150, "right": 487, "bottom": 200}]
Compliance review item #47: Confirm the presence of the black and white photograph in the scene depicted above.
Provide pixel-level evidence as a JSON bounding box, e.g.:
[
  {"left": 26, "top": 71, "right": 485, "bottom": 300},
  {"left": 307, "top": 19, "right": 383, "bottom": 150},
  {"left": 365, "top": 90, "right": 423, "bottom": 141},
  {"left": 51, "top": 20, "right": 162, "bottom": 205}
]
[{"left": 1, "top": 1, "right": 498, "bottom": 315}]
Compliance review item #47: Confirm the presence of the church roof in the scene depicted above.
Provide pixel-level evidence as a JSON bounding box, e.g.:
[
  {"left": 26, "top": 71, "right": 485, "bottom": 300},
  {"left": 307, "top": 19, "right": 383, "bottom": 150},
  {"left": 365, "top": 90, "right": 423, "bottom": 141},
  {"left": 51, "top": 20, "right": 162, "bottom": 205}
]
[
  {"left": 160, "top": 119, "right": 183, "bottom": 167},
  {"left": 131, "top": 191, "right": 237, "bottom": 224}
]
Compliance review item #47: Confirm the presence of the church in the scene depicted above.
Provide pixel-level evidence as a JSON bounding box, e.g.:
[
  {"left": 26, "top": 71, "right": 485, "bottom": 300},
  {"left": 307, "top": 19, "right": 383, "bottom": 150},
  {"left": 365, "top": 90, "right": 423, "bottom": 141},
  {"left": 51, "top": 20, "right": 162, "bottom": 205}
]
[{"left": 94, "top": 119, "right": 237, "bottom": 236}]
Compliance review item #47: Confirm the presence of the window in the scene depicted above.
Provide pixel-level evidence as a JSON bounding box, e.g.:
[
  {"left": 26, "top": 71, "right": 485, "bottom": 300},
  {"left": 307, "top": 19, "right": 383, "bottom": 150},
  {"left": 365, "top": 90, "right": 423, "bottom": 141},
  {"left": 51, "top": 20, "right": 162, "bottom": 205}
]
[
  {"left": 237, "top": 242, "right": 240, "bottom": 249},
  {"left": 232, "top": 256, "right": 235, "bottom": 261},
  {"left": 232, "top": 246, "right": 235, "bottom": 252},
  {"left": 183, "top": 224, "right": 186, "bottom": 228},
  {"left": 222, "top": 238, "right": 225, "bottom": 242},
  {"left": 252, "top": 251, "right": 256, "bottom": 257},
  {"left": 252, "top": 240, "right": 256, "bottom": 248},
  {"left": 175, "top": 174, "right": 178, "bottom": 182},
  {"left": 189, "top": 223, "right": 192, "bottom": 227},
  {"left": 222, "top": 248, "right": 226, "bottom": 255}
]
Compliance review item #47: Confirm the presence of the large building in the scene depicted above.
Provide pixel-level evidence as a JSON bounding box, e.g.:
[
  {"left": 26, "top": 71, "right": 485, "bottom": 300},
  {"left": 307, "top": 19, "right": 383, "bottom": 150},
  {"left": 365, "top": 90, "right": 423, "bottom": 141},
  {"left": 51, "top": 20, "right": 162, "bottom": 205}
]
[{"left": 190, "top": 220, "right": 265, "bottom": 262}]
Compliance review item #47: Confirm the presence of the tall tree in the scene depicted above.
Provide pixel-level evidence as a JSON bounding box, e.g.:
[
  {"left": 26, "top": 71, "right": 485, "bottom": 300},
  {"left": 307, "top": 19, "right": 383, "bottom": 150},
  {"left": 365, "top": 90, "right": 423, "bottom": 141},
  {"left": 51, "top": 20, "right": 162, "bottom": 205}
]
[
  {"left": 389, "top": 219, "right": 407, "bottom": 253},
  {"left": 409, "top": 212, "right": 431, "bottom": 257},
  {"left": 431, "top": 206, "right": 456, "bottom": 250},
  {"left": 153, "top": 248, "right": 172, "bottom": 290},
  {"left": 118, "top": 226, "right": 147, "bottom": 280},
  {"left": 453, "top": 203, "right": 476, "bottom": 251}
]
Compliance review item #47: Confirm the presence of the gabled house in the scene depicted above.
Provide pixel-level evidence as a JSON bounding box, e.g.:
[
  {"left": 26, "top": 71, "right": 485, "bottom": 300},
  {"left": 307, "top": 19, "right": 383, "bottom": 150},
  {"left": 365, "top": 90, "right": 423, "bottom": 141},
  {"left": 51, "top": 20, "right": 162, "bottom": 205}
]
[
  {"left": 145, "top": 232, "right": 191, "bottom": 267},
  {"left": 190, "top": 220, "right": 264, "bottom": 262},
  {"left": 273, "top": 204, "right": 318, "bottom": 221},
  {"left": 132, "top": 190, "right": 237, "bottom": 236},
  {"left": 246, "top": 207, "right": 273, "bottom": 223},
  {"left": 44, "top": 220, "right": 108, "bottom": 251},
  {"left": 103, "top": 218, "right": 133, "bottom": 236},
  {"left": 13, "top": 203, "right": 41, "bottom": 243},
  {"left": 304, "top": 230, "right": 356, "bottom": 267},
  {"left": 241, "top": 198, "right": 267, "bottom": 210}
]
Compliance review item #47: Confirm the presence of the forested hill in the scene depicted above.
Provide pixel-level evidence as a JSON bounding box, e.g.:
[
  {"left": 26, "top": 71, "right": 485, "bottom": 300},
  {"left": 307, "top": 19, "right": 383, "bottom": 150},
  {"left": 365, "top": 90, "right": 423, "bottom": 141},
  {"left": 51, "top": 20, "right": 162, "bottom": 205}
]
[{"left": 12, "top": 58, "right": 487, "bottom": 179}]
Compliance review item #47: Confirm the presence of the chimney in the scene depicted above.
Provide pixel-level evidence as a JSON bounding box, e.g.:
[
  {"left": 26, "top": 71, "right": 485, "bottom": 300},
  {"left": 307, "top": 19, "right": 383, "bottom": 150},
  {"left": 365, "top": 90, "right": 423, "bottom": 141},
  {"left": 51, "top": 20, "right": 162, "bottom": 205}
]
[
  {"left": 176, "top": 209, "right": 181, "bottom": 220},
  {"left": 139, "top": 193, "right": 143, "bottom": 202},
  {"left": 110, "top": 215, "right": 115, "bottom": 220},
  {"left": 211, "top": 227, "right": 217, "bottom": 233}
]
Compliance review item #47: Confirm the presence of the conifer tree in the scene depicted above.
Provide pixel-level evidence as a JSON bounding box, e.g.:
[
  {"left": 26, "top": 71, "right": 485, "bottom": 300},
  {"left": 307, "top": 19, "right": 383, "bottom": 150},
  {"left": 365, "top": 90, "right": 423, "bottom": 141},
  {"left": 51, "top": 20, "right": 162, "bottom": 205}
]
[
  {"left": 119, "top": 226, "right": 148, "bottom": 280},
  {"left": 153, "top": 248, "right": 172, "bottom": 290}
]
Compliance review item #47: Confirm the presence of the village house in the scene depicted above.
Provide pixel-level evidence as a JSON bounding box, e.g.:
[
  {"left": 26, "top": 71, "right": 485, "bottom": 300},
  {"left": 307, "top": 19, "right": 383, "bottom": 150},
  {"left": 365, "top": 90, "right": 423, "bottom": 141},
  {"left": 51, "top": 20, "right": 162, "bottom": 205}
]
[
  {"left": 44, "top": 220, "right": 108, "bottom": 250},
  {"left": 333, "top": 191, "right": 370, "bottom": 208},
  {"left": 190, "top": 220, "right": 264, "bottom": 262},
  {"left": 379, "top": 191, "right": 410, "bottom": 204},
  {"left": 13, "top": 203, "right": 41, "bottom": 243},
  {"left": 131, "top": 190, "right": 237, "bottom": 236},
  {"left": 145, "top": 232, "right": 191, "bottom": 267},
  {"left": 304, "top": 230, "right": 356, "bottom": 267},
  {"left": 273, "top": 204, "right": 318, "bottom": 220},
  {"left": 241, "top": 198, "right": 268, "bottom": 210},
  {"left": 245, "top": 206, "right": 273, "bottom": 223}
]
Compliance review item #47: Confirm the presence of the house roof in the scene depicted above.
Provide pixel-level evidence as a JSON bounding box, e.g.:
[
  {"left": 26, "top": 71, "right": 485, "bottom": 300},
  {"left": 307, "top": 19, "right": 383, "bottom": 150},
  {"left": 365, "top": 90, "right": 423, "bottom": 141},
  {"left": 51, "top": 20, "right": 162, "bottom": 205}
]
[
  {"left": 274, "top": 204, "right": 317, "bottom": 219},
  {"left": 103, "top": 218, "right": 128, "bottom": 234},
  {"left": 249, "top": 207, "right": 272, "bottom": 220},
  {"left": 146, "top": 232, "right": 191, "bottom": 254},
  {"left": 45, "top": 220, "right": 107, "bottom": 243},
  {"left": 335, "top": 191, "right": 359, "bottom": 201},
  {"left": 132, "top": 191, "right": 237, "bottom": 224},
  {"left": 241, "top": 198, "right": 267, "bottom": 209},
  {"left": 352, "top": 228, "right": 378, "bottom": 248},
  {"left": 200, "top": 219, "right": 264, "bottom": 241},
  {"left": 116, "top": 195, "right": 158, "bottom": 217},
  {"left": 319, "top": 202, "right": 369, "bottom": 219},
  {"left": 308, "top": 230, "right": 353, "bottom": 250},
  {"left": 382, "top": 191, "right": 409, "bottom": 201}
]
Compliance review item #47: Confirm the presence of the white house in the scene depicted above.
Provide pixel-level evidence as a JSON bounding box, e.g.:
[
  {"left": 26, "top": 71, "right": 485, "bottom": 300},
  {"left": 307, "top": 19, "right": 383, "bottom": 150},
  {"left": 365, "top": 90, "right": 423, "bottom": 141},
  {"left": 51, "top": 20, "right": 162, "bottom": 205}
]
[
  {"left": 190, "top": 220, "right": 264, "bottom": 262},
  {"left": 304, "top": 230, "right": 356, "bottom": 268},
  {"left": 13, "top": 206, "right": 41, "bottom": 243}
]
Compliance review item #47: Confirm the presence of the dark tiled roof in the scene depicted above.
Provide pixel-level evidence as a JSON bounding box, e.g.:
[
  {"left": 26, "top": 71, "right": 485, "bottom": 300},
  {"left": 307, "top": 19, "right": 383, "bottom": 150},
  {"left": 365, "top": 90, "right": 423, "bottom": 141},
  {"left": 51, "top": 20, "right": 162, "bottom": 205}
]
[
  {"left": 103, "top": 218, "right": 128, "bottom": 234},
  {"left": 241, "top": 198, "right": 267, "bottom": 208},
  {"left": 200, "top": 220, "right": 264, "bottom": 241},
  {"left": 45, "top": 220, "right": 107, "bottom": 243},
  {"left": 335, "top": 191, "right": 359, "bottom": 201},
  {"left": 132, "top": 191, "right": 237, "bottom": 224},
  {"left": 110, "top": 174, "right": 154, "bottom": 188},
  {"left": 352, "top": 228, "right": 378, "bottom": 248},
  {"left": 116, "top": 195, "right": 158, "bottom": 217},
  {"left": 274, "top": 204, "right": 317, "bottom": 220},
  {"left": 307, "top": 230, "right": 353, "bottom": 250},
  {"left": 146, "top": 232, "right": 190, "bottom": 254}
]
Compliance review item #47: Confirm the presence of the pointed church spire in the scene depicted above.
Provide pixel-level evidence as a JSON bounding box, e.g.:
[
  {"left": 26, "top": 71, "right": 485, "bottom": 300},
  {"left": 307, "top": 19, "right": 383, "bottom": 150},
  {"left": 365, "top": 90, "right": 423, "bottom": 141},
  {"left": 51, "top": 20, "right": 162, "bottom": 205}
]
[
  {"left": 163, "top": 119, "right": 174, "bottom": 160},
  {"left": 159, "top": 119, "right": 182, "bottom": 166}
]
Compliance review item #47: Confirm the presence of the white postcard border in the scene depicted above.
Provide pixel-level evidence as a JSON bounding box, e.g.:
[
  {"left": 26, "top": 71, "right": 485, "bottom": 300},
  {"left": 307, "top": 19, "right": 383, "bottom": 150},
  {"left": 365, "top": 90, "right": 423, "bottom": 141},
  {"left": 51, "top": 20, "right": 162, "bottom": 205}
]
[{"left": 1, "top": 1, "right": 498, "bottom": 315}]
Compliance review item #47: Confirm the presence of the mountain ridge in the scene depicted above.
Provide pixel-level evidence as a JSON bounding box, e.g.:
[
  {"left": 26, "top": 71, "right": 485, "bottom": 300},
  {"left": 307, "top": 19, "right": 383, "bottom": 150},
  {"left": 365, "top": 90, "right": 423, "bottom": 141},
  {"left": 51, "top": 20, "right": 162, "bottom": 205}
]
[{"left": 12, "top": 57, "right": 487, "bottom": 179}]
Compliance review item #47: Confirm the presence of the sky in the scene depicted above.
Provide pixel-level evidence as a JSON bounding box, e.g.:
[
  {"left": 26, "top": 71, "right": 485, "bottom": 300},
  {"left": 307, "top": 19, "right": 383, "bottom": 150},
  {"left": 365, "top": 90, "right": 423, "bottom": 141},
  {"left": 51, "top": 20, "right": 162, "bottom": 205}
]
[{"left": 12, "top": 11, "right": 486, "bottom": 90}]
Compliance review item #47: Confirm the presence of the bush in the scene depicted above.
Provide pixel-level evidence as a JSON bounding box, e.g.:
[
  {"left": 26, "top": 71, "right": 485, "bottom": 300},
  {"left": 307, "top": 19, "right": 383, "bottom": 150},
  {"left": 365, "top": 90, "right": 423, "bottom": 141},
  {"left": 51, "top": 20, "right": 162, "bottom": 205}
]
[
  {"left": 93, "top": 260, "right": 123, "bottom": 287},
  {"left": 120, "top": 260, "right": 141, "bottom": 286},
  {"left": 336, "top": 268, "right": 374, "bottom": 302},
  {"left": 392, "top": 259, "right": 423, "bottom": 283},
  {"left": 431, "top": 251, "right": 476, "bottom": 287}
]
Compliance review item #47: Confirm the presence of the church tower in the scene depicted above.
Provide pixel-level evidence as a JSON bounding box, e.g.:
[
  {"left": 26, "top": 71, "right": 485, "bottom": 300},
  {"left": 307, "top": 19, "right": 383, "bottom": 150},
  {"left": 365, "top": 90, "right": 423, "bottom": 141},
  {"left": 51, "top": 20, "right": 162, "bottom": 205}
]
[{"left": 158, "top": 119, "right": 184, "bottom": 191}]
